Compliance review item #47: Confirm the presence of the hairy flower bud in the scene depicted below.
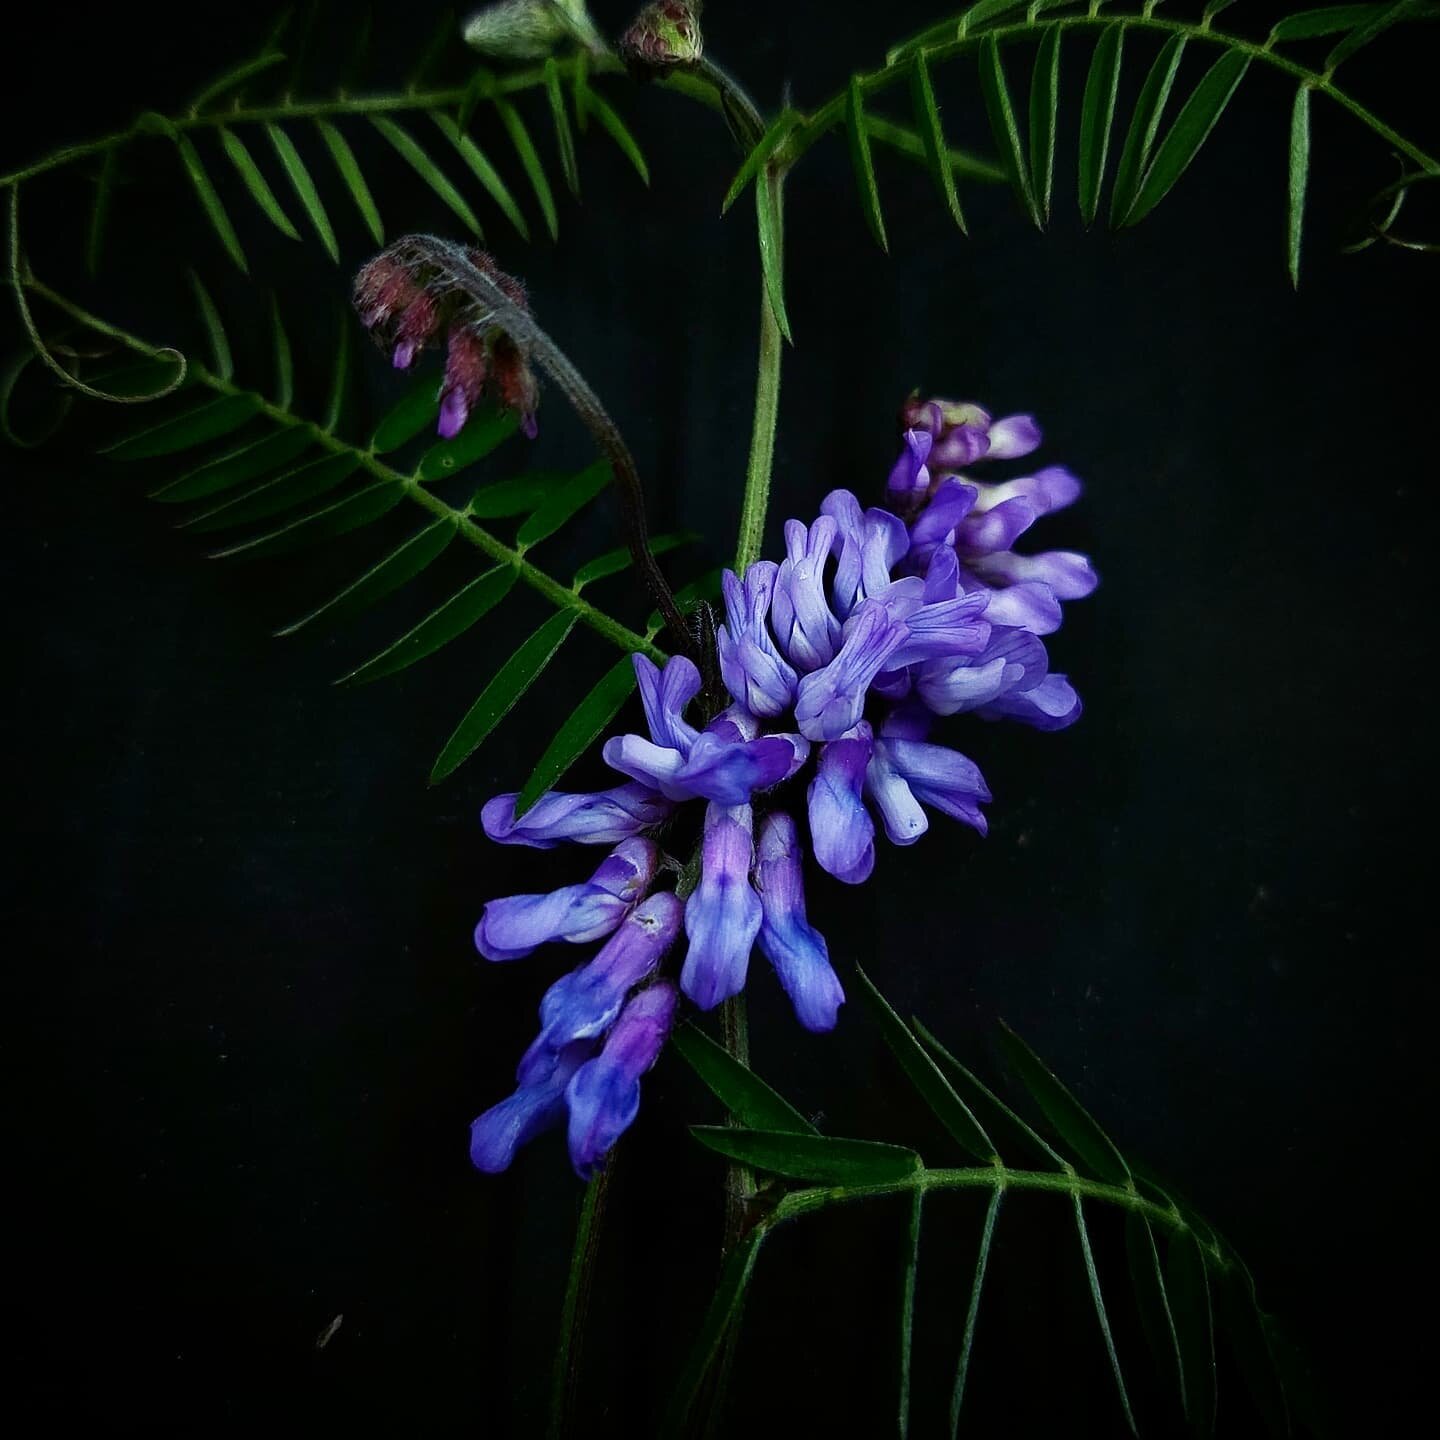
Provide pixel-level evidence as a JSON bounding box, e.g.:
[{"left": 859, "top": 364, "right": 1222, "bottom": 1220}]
[
  {"left": 462, "top": 0, "right": 602, "bottom": 60},
  {"left": 618, "top": 0, "right": 704, "bottom": 74}
]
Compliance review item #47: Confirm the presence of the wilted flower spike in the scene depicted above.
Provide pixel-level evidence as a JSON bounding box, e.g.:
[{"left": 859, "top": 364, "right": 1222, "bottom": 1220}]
[{"left": 565, "top": 981, "right": 678, "bottom": 1178}]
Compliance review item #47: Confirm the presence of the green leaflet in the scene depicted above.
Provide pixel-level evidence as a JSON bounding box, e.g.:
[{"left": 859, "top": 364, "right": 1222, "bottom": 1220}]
[
  {"left": 430, "top": 609, "right": 578, "bottom": 782},
  {"left": 209, "top": 476, "right": 402, "bottom": 557},
  {"left": 664, "top": 1227, "right": 764, "bottom": 1435},
  {"left": 1167, "top": 1229, "right": 1218, "bottom": 1435},
  {"left": 1028, "top": 28, "right": 1062, "bottom": 224},
  {"left": 338, "top": 563, "right": 519, "bottom": 685},
  {"left": 316, "top": 119, "right": 385, "bottom": 246},
  {"left": 1201, "top": 0, "right": 1242, "bottom": 19},
  {"left": 950, "top": 1186, "right": 1002, "bottom": 1434},
  {"left": 1078, "top": 23, "right": 1124, "bottom": 226},
  {"left": 457, "top": 66, "right": 493, "bottom": 135},
  {"left": 469, "top": 473, "right": 558, "bottom": 519},
  {"left": 100, "top": 393, "right": 258, "bottom": 459},
  {"left": 514, "top": 652, "right": 637, "bottom": 815},
  {"left": 845, "top": 76, "right": 889, "bottom": 250},
  {"left": 720, "top": 109, "right": 799, "bottom": 214},
  {"left": 572, "top": 531, "right": 696, "bottom": 588},
  {"left": 515, "top": 459, "right": 610, "bottom": 548},
  {"left": 1269, "top": 4, "right": 1380, "bottom": 41},
  {"left": 185, "top": 451, "right": 362, "bottom": 532},
  {"left": 430, "top": 112, "right": 529, "bottom": 240},
  {"left": 1074, "top": 1195, "right": 1138, "bottom": 1435},
  {"left": 150, "top": 428, "right": 312, "bottom": 503},
  {"left": 1109, "top": 33, "right": 1187, "bottom": 226},
  {"left": 266, "top": 123, "right": 339, "bottom": 262},
  {"left": 1124, "top": 50, "right": 1251, "bottom": 227},
  {"left": 1124, "top": 1209, "right": 1187, "bottom": 1416},
  {"left": 1326, "top": 0, "right": 1426, "bottom": 71},
  {"left": 583, "top": 89, "right": 650, "bottom": 187},
  {"left": 270, "top": 296, "right": 293, "bottom": 410},
  {"left": 854, "top": 966, "right": 997, "bottom": 1162},
  {"left": 543, "top": 57, "right": 580, "bottom": 197},
  {"left": 1218, "top": 1262, "right": 1291, "bottom": 1437},
  {"left": 217, "top": 126, "right": 302, "bottom": 242},
  {"left": 690, "top": 1126, "right": 922, "bottom": 1185},
  {"left": 995, "top": 1020, "right": 1132, "bottom": 1184},
  {"left": 959, "top": 0, "right": 1033, "bottom": 33},
  {"left": 495, "top": 98, "right": 559, "bottom": 242},
  {"left": 371, "top": 377, "right": 440, "bottom": 453},
  {"left": 913, "top": 1018, "right": 1068, "bottom": 1169},
  {"left": 323, "top": 311, "right": 352, "bottom": 435},
  {"left": 187, "top": 270, "right": 233, "bottom": 381},
  {"left": 671, "top": 1023, "right": 818, "bottom": 1135},
  {"left": 977, "top": 34, "right": 1040, "bottom": 228},
  {"left": 171, "top": 131, "right": 249, "bottom": 273},
  {"left": 371, "top": 116, "right": 484, "bottom": 238},
  {"left": 416, "top": 407, "right": 519, "bottom": 480},
  {"left": 755, "top": 170, "right": 792, "bottom": 343},
  {"left": 910, "top": 51, "right": 966, "bottom": 231},
  {"left": 1288, "top": 85, "right": 1312, "bottom": 289},
  {"left": 189, "top": 51, "right": 286, "bottom": 114},
  {"left": 276, "top": 518, "right": 457, "bottom": 635}
]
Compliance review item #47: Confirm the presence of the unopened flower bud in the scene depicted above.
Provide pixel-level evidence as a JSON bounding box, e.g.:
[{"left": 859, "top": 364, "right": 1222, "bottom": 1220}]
[
  {"left": 618, "top": 0, "right": 704, "bottom": 74},
  {"left": 463, "top": 0, "right": 602, "bottom": 61}
]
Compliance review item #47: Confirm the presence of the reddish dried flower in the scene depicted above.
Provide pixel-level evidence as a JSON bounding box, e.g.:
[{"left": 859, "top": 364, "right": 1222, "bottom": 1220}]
[
  {"left": 439, "top": 329, "right": 491, "bottom": 439},
  {"left": 392, "top": 293, "right": 442, "bottom": 370}
]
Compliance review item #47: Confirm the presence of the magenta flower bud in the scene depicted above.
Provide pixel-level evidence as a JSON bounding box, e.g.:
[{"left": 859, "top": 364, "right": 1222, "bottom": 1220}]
[{"left": 565, "top": 981, "right": 678, "bottom": 1178}]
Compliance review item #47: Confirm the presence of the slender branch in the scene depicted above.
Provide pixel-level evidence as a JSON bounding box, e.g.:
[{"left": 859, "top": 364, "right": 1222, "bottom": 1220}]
[
  {"left": 23, "top": 272, "right": 666, "bottom": 664},
  {"left": 789, "top": 13, "right": 1440, "bottom": 177}
]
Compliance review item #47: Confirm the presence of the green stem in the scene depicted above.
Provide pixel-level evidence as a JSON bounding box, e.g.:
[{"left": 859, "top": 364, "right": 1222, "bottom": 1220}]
[
  {"left": 549, "top": 1169, "right": 610, "bottom": 1440},
  {"left": 22, "top": 272, "right": 665, "bottom": 664},
  {"left": 732, "top": 169, "right": 786, "bottom": 576},
  {"left": 792, "top": 13, "right": 1440, "bottom": 176}
]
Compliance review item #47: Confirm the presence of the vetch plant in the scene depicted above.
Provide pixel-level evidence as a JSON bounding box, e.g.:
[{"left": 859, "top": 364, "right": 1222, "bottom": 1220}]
[{"left": 4, "top": 0, "right": 1434, "bottom": 1432}]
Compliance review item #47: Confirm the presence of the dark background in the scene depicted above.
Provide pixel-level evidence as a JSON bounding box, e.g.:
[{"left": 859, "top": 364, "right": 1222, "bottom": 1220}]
[{"left": 3, "top": 1, "right": 1434, "bottom": 1433}]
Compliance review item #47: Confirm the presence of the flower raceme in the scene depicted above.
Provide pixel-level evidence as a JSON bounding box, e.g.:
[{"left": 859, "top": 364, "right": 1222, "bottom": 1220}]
[{"left": 468, "top": 399, "right": 1095, "bottom": 1177}]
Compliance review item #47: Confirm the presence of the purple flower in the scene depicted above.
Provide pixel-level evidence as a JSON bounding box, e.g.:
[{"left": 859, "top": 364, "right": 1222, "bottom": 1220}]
[
  {"left": 470, "top": 1039, "right": 595, "bottom": 1173},
  {"left": 821, "top": 489, "right": 909, "bottom": 619},
  {"left": 482, "top": 782, "right": 672, "bottom": 848},
  {"left": 681, "top": 803, "right": 763, "bottom": 1010},
  {"left": 755, "top": 812, "right": 844, "bottom": 1032},
  {"left": 717, "top": 562, "right": 799, "bottom": 717},
  {"left": 916, "top": 627, "right": 1050, "bottom": 717},
  {"left": 474, "top": 837, "right": 658, "bottom": 962},
  {"left": 795, "top": 600, "right": 909, "bottom": 741},
  {"left": 519, "top": 890, "right": 683, "bottom": 1083},
  {"left": 771, "top": 516, "right": 842, "bottom": 671},
  {"left": 566, "top": 981, "right": 679, "bottom": 1178},
  {"left": 866, "top": 727, "right": 992, "bottom": 844},
  {"left": 603, "top": 654, "right": 804, "bottom": 804},
  {"left": 977, "top": 672, "right": 1082, "bottom": 730},
  {"left": 807, "top": 724, "right": 876, "bottom": 885},
  {"left": 886, "top": 428, "right": 933, "bottom": 510}
]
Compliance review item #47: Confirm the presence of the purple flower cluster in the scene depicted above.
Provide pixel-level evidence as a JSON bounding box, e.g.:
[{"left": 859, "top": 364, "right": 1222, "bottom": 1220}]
[{"left": 469, "top": 399, "right": 1095, "bottom": 1177}]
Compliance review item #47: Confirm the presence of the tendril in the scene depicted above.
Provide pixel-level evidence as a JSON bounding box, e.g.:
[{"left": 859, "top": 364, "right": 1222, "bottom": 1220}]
[
  {"left": 7, "top": 184, "right": 188, "bottom": 404},
  {"left": 1342, "top": 158, "right": 1440, "bottom": 255}
]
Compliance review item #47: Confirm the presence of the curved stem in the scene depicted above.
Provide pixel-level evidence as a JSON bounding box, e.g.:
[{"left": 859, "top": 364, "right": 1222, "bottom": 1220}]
[
  {"left": 390, "top": 236, "right": 696, "bottom": 656},
  {"left": 549, "top": 1168, "right": 611, "bottom": 1440},
  {"left": 23, "top": 272, "right": 666, "bottom": 664}
]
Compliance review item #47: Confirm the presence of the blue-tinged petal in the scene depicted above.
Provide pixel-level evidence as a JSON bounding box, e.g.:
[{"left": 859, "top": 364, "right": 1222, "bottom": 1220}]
[
  {"left": 885, "top": 427, "right": 933, "bottom": 509},
  {"left": 978, "top": 579, "right": 1063, "bottom": 634},
  {"left": 482, "top": 783, "right": 672, "bottom": 848},
  {"left": 755, "top": 812, "right": 845, "bottom": 1031},
  {"left": 977, "top": 673, "right": 1082, "bottom": 730},
  {"left": 470, "top": 1039, "right": 595, "bottom": 1173},
  {"left": 916, "top": 628, "right": 1048, "bottom": 716},
  {"left": 807, "top": 727, "right": 876, "bottom": 885},
  {"left": 633, "top": 653, "right": 702, "bottom": 751},
  {"left": 969, "top": 464, "right": 1081, "bottom": 516},
  {"left": 771, "top": 516, "right": 842, "bottom": 671},
  {"left": 972, "top": 548, "right": 1098, "bottom": 600},
  {"left": 681, "top": 803, "right": 763, "bottom": 1010},
  {"left": 795, "top": 601, "right": 909, "bottom": 741},
  {"left": 984, "top": 413, "right": 1042, "bottom": 459},
  {"left": 565, "top": 981, "right": 678, "bottom": 1178}
]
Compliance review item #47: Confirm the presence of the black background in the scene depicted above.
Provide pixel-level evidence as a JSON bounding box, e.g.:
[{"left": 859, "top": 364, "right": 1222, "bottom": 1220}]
[{"left": 3, "top": 1, "right": 1435, "bottom": 1433}]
